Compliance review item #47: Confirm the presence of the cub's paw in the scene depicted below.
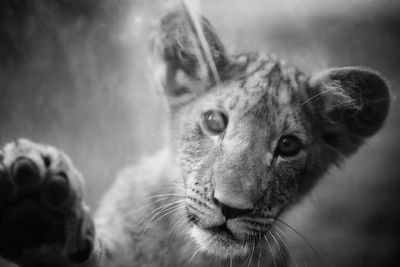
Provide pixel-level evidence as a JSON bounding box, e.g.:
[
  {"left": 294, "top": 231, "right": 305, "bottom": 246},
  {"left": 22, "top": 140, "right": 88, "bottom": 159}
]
[{"left": 0, "top": 139, "right": 94, "bottom": 265}]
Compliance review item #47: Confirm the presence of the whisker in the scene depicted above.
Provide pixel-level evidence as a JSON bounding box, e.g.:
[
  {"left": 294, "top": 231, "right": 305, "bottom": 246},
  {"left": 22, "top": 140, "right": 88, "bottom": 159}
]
[
  {"left": 257, "top": 240, "right": 262, "bottom": 267},
  {"left": 136, "top": 199, "right": 186, "bottom": 230},
  {"left": 207, "top": 254, "right": 212, "bottom": 267},
  {"left": 189, "top": 245, "right": 203, "bottom": 263},
  {"left": 119, "top": 199, "right": 168, "bottom": 221},
  {"left": 245, "top": 235, "right": 255, "bottom": 267},
  {"left": 141, "top": 205, "right": 184, "bottom": 237},
  {"left": 179, "top": 227, "right": 193, "bottom": 239},
  {"left": 140, "top": 200, "right": 186, "bottom": 235},
  {"left": 134, "top": 196, "right": 182, "bottom": 213},
  {"left": 172, "top": 182, "right": 190, "bottom": 188},
  {"left": 155, "top": 209, "right": 184, "bottom": 231},
  {"left": 130, "top": 182, "right": 185, "bottom": 190},
  {"left": 119, "top": 191, "right": 185, "bottom": 221},
  {"left": 141, "top": 199, "right": 185, "bottom": 219},
  {"left": 269, "top": 229, "right": 289, "bottom": 266},
  {"left": 274, "top": 225, "right": 308, "bottom": 267},
  {"left": 272, "top": 226, "right": 302, "bottom": 267},
  {"left": 257, "top": 226, "right": 262, "bottom": 267},
  {"left": 121, "top": 183, "right": 187, "bottom": 220},
  {"left": 143, "top": 193, "right": 185, "bottom": 200},
  {"left": 149, "top": 204, "right": 185, "bottom": 229},
  {"left": 173, "top": 184, "right": 187, "bottom": 193},
  {"left": 301, "top": 87, "right": 338, "bottom": 106},
  {"left": 276, "top": 219, "right": 321, "bottom": 262},
  {"left": 264, "top": 235, "right": 277, "bottom": 267},
  {"left": 181, "top": 235, "right": 196, "bottom": 254},
  {"left": 168, "top": 219, "right": 186, "bottom": 241},
  {"left": 273, "top": 225, "right": 291, "bottom": 243}
]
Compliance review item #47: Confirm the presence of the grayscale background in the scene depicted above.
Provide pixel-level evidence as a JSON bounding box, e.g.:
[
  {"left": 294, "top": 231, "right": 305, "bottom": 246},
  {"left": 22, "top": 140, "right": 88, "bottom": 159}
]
[{"left": 0, "top": 0, "right": 399, "bottom": 266}]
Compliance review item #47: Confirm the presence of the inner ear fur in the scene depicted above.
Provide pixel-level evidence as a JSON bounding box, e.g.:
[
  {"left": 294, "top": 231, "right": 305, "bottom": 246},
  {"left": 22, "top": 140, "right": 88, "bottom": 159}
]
[
  {"left": 149, "top": 9, "right": 231, "bottom": 107},
  {"left": 308, "top": 67, "right": 390, "bottom": 156}
]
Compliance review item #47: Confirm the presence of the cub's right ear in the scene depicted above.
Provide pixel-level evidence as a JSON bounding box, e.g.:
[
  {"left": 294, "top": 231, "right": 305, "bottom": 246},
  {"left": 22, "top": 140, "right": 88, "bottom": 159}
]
[
  {"left": 308, "top": 67, "right": 391, "bottom": 156},
  {"left": 148, "top": 9, "right": 231, "bottom": 108}
]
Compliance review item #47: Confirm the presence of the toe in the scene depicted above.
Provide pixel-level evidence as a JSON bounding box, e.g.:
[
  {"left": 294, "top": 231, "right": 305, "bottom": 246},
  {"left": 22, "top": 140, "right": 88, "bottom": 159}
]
[
  {"left": 11, "top": 157, "right": 43, "bottom": 191},
  {"left": 42, "top": 173, "right": 71, "bottom": 207}
]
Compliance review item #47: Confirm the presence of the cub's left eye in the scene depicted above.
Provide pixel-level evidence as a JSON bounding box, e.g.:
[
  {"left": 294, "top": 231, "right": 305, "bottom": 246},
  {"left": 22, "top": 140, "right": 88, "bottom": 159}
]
[
  {"left": 276, "top": 135, "right": 303, "bottom": 157},
  {"left": 202, "top": 110, "right": 228, "bottom": 135}
]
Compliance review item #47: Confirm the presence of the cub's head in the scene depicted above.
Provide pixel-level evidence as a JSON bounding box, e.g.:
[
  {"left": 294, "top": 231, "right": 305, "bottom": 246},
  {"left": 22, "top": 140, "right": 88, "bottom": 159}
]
[{"left": 150, "top": 10, "right": 390, "bottom": 258}]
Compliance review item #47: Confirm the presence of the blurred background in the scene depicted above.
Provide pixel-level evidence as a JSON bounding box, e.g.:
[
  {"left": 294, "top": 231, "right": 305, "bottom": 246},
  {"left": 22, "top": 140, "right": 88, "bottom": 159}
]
[{"left": 0, "top": 0, "right": 399, "bottom": 266}]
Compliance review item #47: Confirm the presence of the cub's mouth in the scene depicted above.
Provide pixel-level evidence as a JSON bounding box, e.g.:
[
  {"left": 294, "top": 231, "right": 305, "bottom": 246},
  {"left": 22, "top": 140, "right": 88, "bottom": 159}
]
[
  {"left": 183, "top": 179, "right": 280, "bottom": 259},
  {"left": 189, "top": 225, "right": 252, "bottom": 259},
  {"left": 187, "top": 211, "right": 240, "bottom": 241},
  {"left": 204, "top": 224, "right": 237, "bottom": 241},
  {"left": 186, "top": 210, "right": 264, "bottom": 258}
]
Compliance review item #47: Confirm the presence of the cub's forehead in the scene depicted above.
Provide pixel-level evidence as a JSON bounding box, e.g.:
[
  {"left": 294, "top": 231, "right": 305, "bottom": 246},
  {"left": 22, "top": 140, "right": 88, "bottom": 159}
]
[
  {"left": 195, "top": 54, "right": 311, "bottom": 142},
  {"left": 212, "top": 53, "right": 309, "bottom": 117}
]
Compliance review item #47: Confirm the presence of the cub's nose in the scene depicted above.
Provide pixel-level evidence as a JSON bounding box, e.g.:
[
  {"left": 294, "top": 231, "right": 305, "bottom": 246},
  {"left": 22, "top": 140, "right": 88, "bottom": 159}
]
[{"left": 213, "top": 195, "right": 253, "bottom": 220}]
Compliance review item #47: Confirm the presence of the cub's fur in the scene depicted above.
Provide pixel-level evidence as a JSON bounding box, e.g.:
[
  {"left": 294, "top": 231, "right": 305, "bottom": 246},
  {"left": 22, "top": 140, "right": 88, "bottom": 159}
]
[{"left": 0, "top": 9, "right": 390, "bottom": 267}]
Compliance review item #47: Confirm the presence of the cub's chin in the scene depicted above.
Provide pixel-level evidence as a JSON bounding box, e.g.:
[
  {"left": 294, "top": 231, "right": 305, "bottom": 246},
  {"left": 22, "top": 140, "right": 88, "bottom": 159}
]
[{"left": 190, "top": 225, "right": 251, "bottom": 259}]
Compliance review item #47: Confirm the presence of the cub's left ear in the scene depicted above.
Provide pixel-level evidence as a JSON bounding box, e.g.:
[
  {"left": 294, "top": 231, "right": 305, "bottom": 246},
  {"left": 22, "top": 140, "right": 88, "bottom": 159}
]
[
  {"left": 149, "top": 9, "right": 231, "bottom": 108},
  {"left": 308, "top": 67, "right": 390, "bottom": 156}
]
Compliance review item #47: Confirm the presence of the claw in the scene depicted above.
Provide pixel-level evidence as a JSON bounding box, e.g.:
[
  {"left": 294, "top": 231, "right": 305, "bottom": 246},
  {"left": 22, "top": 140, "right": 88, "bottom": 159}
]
[{"left": 11, "top": 158, "right": 43, "bottom": 190}]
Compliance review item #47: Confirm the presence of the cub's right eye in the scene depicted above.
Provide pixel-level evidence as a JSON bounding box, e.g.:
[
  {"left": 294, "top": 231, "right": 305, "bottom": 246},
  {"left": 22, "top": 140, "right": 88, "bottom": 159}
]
[
  {"left": 201, "top": 110, "right": 228, "bottom": 135},
  {"left": 276, "top": 135, "right": 303, "bottom": 157}
]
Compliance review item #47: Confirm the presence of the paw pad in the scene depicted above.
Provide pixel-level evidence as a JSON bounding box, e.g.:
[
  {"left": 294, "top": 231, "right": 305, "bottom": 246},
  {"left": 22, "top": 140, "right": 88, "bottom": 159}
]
[
  {"left": 42, "top": 173, "right": 70, "bottom": 207},
  {"left": 0, "top": 140, "right": 91, "bottom": 264},
  {"left": 11, "top": 157, "right": 43, "bottom": 191}
]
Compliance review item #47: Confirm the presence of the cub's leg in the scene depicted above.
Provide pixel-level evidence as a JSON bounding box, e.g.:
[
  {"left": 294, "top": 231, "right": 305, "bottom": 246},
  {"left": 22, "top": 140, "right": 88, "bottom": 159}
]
[{"left": 0, "top": 139, "right": 102, "bottom": 267}]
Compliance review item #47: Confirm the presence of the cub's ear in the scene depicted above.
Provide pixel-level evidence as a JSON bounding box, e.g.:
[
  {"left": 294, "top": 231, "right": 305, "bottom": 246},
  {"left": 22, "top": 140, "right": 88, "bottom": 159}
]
[
  {"left": 308, "top": 67, "right": 390, "bottom": 156},
  {"left": 149, "top": 9, "right": 231, "bottom": 107}
]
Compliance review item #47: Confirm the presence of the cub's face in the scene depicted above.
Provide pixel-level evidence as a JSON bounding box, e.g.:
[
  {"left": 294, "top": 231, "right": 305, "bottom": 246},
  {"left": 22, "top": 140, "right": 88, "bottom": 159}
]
[
  {"left": 151, "top": 10, "right": 390, "bottom": 258},
  {"left": 175, "top": 58, "right": 313, "bottom": 257}
]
